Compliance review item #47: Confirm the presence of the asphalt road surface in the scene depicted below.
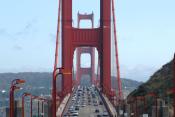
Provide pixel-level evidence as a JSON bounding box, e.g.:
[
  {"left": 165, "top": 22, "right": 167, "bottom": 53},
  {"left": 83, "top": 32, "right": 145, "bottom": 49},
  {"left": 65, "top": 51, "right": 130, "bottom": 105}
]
[{"left": 63, "top": 85, "right": 110, "bottom": 117}]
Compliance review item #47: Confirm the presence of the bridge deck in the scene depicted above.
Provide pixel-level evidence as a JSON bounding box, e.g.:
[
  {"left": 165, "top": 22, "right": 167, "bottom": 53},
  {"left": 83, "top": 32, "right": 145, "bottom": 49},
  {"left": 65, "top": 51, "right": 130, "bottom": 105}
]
[{"left": 62, "top": 85, "right": 111, "bottom": 117}]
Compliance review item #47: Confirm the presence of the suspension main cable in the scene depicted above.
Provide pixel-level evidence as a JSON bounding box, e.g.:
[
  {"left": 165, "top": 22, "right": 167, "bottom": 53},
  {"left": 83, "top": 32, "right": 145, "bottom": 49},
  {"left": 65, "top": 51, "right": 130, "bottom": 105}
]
[
  {"left": 54, "top": 0, "right": 62, "bottom": 72},
  {"left": 112, "top": 0, "right": 123, "bottom": 99}
]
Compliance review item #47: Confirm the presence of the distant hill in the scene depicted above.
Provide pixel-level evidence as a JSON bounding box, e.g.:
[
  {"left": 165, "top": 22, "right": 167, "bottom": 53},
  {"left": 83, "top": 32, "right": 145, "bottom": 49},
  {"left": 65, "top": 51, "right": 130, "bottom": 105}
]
[
  {"left": 0, "top": 72, "right": 52, "bottom": 90},
  {"left": 0, "top": 72, "right": 142, "bottom": 101},
  {"left": 111, "top": 76, "right": 142, "bottom": 92}
]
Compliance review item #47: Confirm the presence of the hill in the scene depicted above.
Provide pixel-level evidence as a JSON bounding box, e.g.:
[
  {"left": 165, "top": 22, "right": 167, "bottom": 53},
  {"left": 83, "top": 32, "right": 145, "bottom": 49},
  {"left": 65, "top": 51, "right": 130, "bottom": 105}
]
[
  {"left": 127, "top": 59, "right": 174, "bottom": 114},
  {"left": 0, "top": 72, "right": 142, "bottom": 106},
  {"left": 128, "top": 60, "right": 173, "bottom": 97}
]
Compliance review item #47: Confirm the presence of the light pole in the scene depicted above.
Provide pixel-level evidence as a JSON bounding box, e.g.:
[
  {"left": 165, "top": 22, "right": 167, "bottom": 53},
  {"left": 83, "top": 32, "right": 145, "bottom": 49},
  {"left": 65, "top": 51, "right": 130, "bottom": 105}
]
[
  {"left": 41, "top": 101, "right": 44, "bottom": 117},
  {"left": 52, "top": 68, "right": 64, "bottom": 117},
  {"left": 135, "top": 96, "right": 146, "bottom": 116},
  {"left": 22, "top": 92, "right": 31, "bottom": 117},
  {"left": 31, "top": 96, "right": 47, "bottom": 117},
  {"left": 39, "top": 98, "right": 48, "bottom": 117},
  {"left": 30, "top": 95, "right": 33, "bottom": 117},
  {"left": 127, "top": 98, "right": 134, "bottom": 117},
  {"left": 146, "top": 92, "right": 158, "bottom": 117},
  {"left": 37, "top": 99, "right": 40, "bottom": 117},
  {"left": 9, "top": 79, "right": 25, "bottom": 117},
  {"left": 31, "top": 96, "right": 40, "bottom": 117}
]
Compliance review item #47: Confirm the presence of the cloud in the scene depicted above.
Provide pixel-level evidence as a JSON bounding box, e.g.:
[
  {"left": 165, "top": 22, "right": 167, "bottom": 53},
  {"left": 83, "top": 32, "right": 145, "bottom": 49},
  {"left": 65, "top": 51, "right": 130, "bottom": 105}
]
[
  {"left": 0, "top": 28, "right": 16, "bottom": 40},
  {"left": 15, "top": 19, "right": 37, "bottom": 36},
  {"left": 13, "top": 45, "right": 23, "bottom": 51},
  {"left": 0, "top": 29, "right": 6, "bottom": 35},
  {"left": 0, "top": 19, "right": 37, "bottom": 41},
  {"left": 120, "top": 65, "right": 157, "bottom": 82},
  {"left": 0, "top": 28, "right": 9, "bottom": 36}
]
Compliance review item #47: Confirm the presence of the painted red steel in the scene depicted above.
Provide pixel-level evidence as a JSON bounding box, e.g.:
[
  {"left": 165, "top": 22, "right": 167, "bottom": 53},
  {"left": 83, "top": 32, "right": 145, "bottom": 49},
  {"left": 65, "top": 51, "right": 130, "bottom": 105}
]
[
  {"left": 10, "top": 79, "right": 25, "bottom": 117},
  {"left": 9, "top": 86, "right": 15, "bottom": 117},
  {"left": 96, "top": 58, "right": 100, "bottom": 86},
  {"left": 10, "top": 86, "right": 20, "bottom": 117},
  {"left": 112, "top": 0, "right": 123, "bottom": 99},
  {"left": 51, "top": 0, "right": 124, "bottom": 116},
  {"left": 52, "top": 68, "right": 63, "bottom": 117},
  {"left": 127, "top": 98, "right": 135, "bottom": 116},
  {"left": 22, "top": 93, "right": 32, "bottom": 117},
  {"left": 135, "top": 97, "right": 138, "bottom": 117},
  {"left": 174, "top": 54, "right": 175, "bottom": 117},
  {"left": 72, "top": 29, "right": 101, "bottom": 47},
  {"left": 76, "top": 12, "right": 95, "bottom": 85},
  {"left": 30, "top": 96, "right": 32, "bottom": 117},
  {"left": 146, "top": 92, "right": 158, "bottom": 117},
  {"left": 52, "top": 0, "right": 61, "bottom": 116},
  {"left": 41, "top": 101, "right": 44, "bottom": 117},
  {"left": 76, "top": 48, "right": 95, "bottom": 85},
  {"left": 60, "top": 0, "right": 112, "bottom": 97},
  {"left": 77, "top": 12, "right": 94, "bottom": 28},
  {"left": 31, "top": 96, "right": 43, "bottom": 117},
  {"left": 135, "top": 96, "right": 146, "bottom": 116},
  {"left": 38, "top": 100, "right": 40, "bottom": 117}
]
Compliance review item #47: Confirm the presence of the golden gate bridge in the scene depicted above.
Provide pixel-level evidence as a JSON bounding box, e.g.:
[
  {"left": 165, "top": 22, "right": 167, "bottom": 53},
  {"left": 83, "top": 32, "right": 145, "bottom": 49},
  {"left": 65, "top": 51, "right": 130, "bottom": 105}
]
[{"left": 4, "top": 0, "right": 175, "bottom": 117}]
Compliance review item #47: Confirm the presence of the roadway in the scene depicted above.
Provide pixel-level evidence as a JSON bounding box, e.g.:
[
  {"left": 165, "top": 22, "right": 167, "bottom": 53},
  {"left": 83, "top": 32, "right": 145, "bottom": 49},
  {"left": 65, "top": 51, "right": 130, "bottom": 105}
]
[{"left": 63, "top": 85, "right": 110, "bottom": 117}]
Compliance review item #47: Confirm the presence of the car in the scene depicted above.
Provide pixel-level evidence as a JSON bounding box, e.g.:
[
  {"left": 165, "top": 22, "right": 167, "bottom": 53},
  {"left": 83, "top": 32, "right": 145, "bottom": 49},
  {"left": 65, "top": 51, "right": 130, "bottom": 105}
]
[
  {"left": 102, "top": 112, "right": 109, "bottom": 116},
  {"left": 95, "top": 109, "right": 100, "bottom": 113},
  {"left": 71, "top": 113, "right": 78, "bottom": 117},
  {"left": 63, "top": 113, "right": 70, "bottom": 117},
  {"left": 68, "top": 108, "right": 74, "bottom": 111},
  {"left": 99, "top": 101, "right": 103, "bottom": 105},
  {"left": 82, "top": 104, "right": 86, "bottom": 107},
  {"left": 75, "top": 107, "right": 79, "bottom": 110},
  {"left": 97, "top": 114, "right": 102, "bottom": 117},
  {"left": 94, "top": 103, "right": 98, "bottom": 106}
]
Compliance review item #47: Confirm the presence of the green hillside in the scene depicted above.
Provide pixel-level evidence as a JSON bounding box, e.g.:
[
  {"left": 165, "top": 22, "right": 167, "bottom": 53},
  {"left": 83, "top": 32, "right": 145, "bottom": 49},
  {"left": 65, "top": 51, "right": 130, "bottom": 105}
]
[
  {"left": 127, "top": 59, "right": 174, "bottom": 114},
  {"left": 128, "top": 60, "right": 173, "bottom": 97}
]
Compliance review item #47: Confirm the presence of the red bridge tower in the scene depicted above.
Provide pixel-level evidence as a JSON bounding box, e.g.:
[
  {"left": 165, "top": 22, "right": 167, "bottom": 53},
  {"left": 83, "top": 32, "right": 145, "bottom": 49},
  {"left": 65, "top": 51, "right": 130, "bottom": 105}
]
[
  {"left": 76, "top": 12, "right": 95, "bottom": 85},
  {"left": 61, "top": 0, "right": 112, "bottom": 96}
]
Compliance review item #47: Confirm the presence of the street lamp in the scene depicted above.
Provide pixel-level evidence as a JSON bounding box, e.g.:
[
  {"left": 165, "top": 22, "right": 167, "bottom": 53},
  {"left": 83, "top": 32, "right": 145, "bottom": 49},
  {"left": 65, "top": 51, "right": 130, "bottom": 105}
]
[
  {"left": 9, "top": 79, "right": 25, "bottom": 117},
  {"left": 135, "top": 96, "right": 146, "bottom": 117},
  {"left": 52, "top": 67, "right": 64, "bottom": 117},
  {"left": 31, "top": 96, "right": 40, "bottom": 117},
  {"left": 127, "top": 98, "right": 134, "bottom": 117},
  {"left": 11, "top": 79, "right": 25, "bottom": 86},
  {"left": 146, "top": 92, "right": 158, "bottom": 117},
  {"left": 31, "top": 96, "right": 47, "bottom": 117},
  {"left": 38, "top": 97, "right": 48, "bottom": 117},
  {"left": 22, "top": 92, "right": 31, "bottom": 117}
]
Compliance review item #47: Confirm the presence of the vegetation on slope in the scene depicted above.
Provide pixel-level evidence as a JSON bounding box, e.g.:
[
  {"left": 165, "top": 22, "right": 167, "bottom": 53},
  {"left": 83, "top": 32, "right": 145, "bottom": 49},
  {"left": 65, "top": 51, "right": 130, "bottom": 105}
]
[
  {"left": 127, "top": 60, "right": 174, "bottom": 115},
  {"left": 128, "top": 60, "right": 173, "bottom": 97}
]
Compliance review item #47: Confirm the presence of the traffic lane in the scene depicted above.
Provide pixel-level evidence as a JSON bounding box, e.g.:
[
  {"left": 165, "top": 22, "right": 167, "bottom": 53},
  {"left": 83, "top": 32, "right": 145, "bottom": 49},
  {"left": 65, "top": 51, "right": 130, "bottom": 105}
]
[
  {"left": 78, "top": 105, "right": 108, "bottom": 117},
  {"left": 63, "top": 86, "right": 110, "bottom": 117}
]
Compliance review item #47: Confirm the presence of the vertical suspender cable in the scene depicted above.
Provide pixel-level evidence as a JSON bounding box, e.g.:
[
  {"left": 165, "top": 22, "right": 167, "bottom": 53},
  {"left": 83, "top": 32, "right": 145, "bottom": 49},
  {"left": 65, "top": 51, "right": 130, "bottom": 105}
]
[{"left": 112, "top": 0, "right": 123, "bottom": 99}]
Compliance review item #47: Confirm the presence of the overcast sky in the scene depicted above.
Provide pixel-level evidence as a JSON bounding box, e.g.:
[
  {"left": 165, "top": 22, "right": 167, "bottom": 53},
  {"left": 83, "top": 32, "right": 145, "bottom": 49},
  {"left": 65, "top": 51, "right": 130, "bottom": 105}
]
[{"left": 0, "top": 0, "right": 175, "bottom": 81}]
